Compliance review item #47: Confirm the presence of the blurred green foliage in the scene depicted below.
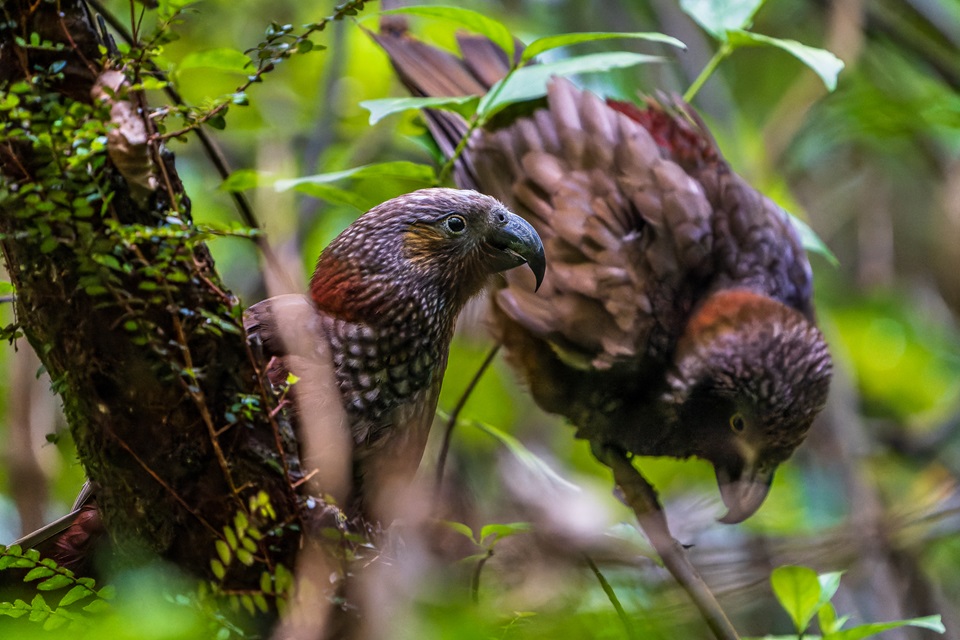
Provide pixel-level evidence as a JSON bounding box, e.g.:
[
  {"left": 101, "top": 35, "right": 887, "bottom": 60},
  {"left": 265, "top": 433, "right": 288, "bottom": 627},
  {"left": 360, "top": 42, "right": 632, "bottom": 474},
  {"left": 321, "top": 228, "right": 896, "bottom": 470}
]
[{"left": 3, "top": 0, "right": 960, "bottom": 638}]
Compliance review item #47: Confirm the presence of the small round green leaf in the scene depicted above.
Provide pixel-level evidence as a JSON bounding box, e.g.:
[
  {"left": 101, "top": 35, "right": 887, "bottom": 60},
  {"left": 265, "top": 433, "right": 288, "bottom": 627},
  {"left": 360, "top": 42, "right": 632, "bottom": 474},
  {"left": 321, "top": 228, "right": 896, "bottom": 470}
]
[{"left": 770, "top": 565, "right": 821, "bottom": 634}]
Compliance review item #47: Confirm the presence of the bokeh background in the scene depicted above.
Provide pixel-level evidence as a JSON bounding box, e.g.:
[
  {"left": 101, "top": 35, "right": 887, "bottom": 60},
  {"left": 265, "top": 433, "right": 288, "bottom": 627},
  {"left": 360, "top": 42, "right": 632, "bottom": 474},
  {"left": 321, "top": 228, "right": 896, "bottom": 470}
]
[{"left": 2, "top": 0, "right": 960, "bottom": 637}]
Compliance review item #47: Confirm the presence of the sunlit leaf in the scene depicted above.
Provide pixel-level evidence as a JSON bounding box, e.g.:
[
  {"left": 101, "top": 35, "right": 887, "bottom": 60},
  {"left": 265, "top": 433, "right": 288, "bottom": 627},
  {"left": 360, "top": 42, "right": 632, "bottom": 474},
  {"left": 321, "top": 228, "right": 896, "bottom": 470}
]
[
  {"left": 275, "top": 161, "right": 437, "bottom": 190},
  {"left": 359, "top": 95, "right": 479, "bottom": 125},
  {"left": 521, "top": 31, "right": 685, "bottom": 62},
  {"left": 478, "top": 52, "right": 662, "bottom": 119},
  {"left": 787, "top": 211, "right": 838, "bottom": 265},
  {"left": 770, "top": 565, "right": 822, "bottom": 634},
  {"left": 37, "top": 574, "right": 73, "bottom": 591},
  {"left": 727, "top": 31, "right": 844, "bottom": 91},
  {"left": 441, "top": 520, "right": 478, "bottom": 544},
  {"left": 818, "top": 602, "right": 839, "bottom": 634},
  {"left": 0, "top": 281, "right": 13, "bottom": 296},
  {"left": 23, "top": 566, "right": 55, "bottom": 582},
  {"left": 679, "top": 0, "right": 766, "bottom": 39},
  {"left": 381, "top": 5, "right": 515, "bottom": 60},
  {"left": 219, "top": 169, "right": 261, "bottom": 192},
  {"left": 816, "top": 571, "right": 843, "bottom": 610},
  {"left": 825, "top": 615, "right": 945, "bottom": 640},
  {"left": 176, "top": 48, "right": 252, "bottom": 75},
  {"left": 281, "top": 183, "right": 369, "bottom": 210},
  {"left": 58, "top": 585, "right": 93, "bottom": 607},
  {"left": 479, "top": 522, "right": 531, "bottom": 547}
]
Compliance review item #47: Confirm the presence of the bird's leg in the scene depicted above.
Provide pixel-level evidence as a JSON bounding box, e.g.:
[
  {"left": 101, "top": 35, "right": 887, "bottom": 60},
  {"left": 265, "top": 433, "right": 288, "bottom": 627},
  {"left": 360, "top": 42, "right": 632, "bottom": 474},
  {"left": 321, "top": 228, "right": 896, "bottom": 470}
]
[{"left": 591, "top": 442, "right": 741, "bottom": 640}]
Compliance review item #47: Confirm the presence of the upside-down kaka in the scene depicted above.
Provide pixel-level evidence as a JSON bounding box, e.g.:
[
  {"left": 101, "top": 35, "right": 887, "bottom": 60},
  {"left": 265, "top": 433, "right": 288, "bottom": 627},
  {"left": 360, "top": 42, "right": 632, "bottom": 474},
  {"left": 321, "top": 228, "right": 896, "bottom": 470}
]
[
  {"left": 376, "top": 27, "right": 832, "bottom": 523},
  {"left": 14, "top": 188, "right": 545, "bottom": 565}
]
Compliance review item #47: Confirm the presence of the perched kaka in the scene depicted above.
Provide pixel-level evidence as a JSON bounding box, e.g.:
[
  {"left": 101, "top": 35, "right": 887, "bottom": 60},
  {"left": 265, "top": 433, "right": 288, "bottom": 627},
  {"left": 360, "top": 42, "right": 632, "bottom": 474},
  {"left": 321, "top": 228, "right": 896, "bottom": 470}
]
[
  {"left": 376, "top": 27, "right": 832, "bottom": 523},
  {"left": 14, "top": 188, "right": 545, "bottom": 565},
  {"left": 245, "top": 187, "right": 545, "bottom": 517}
]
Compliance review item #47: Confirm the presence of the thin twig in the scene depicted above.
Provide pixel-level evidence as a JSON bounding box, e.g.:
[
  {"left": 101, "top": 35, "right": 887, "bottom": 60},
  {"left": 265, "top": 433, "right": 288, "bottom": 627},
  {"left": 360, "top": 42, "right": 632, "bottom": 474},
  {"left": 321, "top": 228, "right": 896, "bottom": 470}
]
[
  {"left": 584, "top": 553, "right": 638, "bottom": 640},
  {"left": 433, "top": 342, "right": 500, "bottom": 503},
  {"left": 594, "top": 445, "right": 740, "bottom": 640},
  {"left": 109, "top": 429, "right": 220, "bottom": 537},
  {"left": 85, "top": 0, "right": 297, "bottom": 291}
]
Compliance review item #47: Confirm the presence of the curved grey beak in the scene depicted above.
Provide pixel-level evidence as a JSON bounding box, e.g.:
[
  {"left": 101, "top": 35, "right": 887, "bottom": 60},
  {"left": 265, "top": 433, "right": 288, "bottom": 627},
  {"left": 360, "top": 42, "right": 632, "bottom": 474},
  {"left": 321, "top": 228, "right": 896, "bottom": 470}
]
[
  {"left": 487, "top": 210, "right": 546, "bottom": 291},
  {"left": 715, "top": 462, "right": 775, "bottom": 524}
]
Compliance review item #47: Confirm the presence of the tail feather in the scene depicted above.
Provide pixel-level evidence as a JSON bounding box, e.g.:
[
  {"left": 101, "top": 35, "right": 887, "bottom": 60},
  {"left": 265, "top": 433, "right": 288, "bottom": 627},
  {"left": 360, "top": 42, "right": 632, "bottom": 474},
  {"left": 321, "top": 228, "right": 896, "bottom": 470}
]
[{"left": 373, "top": 20, "right": 521, "bottom": 188}]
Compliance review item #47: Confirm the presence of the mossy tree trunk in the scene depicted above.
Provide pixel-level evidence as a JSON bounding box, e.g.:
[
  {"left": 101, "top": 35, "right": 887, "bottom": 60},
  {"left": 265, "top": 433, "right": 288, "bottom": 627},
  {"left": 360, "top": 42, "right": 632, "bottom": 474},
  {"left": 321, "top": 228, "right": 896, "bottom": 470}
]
[{"left": 0, "top": 0, "right": 303, "bottom": 595}]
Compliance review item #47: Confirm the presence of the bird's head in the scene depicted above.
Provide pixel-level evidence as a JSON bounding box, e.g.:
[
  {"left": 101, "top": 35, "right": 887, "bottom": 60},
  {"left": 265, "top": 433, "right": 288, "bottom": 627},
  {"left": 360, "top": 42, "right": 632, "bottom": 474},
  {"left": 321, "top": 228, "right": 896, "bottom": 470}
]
[
  {"left": 664, "top": 289, "right": 832, "bottom": 524},
  {"left": 311, "top": 188, "right": 545, "bottom": 323}
]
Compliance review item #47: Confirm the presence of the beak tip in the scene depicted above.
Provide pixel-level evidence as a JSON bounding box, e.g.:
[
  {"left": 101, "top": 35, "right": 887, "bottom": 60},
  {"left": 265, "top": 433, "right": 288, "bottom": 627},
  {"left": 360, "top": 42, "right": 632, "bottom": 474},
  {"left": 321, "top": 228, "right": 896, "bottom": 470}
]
[
  {"left": 715, "top": 465, "right": 775, "bottom": 525},
  {"left": 716, "top": 508, "right": 750, "bottom": 525},
  {"left": 530, "top": 255, "right": 546, "bottom": 292}
]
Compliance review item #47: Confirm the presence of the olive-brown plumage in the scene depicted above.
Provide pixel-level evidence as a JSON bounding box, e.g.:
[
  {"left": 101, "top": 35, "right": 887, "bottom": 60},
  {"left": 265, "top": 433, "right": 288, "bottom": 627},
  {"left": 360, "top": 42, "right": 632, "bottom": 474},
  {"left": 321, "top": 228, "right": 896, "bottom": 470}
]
[{"left": 377, "top": 28, "right": 832, "bottom": 523}]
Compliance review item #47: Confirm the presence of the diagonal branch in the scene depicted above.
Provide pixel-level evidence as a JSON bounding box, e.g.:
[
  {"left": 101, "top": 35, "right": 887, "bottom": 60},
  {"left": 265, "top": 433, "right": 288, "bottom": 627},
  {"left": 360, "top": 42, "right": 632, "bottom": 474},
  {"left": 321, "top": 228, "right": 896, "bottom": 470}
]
[{"left": 593, "top": 444, "right": 740, "bottom": 640}]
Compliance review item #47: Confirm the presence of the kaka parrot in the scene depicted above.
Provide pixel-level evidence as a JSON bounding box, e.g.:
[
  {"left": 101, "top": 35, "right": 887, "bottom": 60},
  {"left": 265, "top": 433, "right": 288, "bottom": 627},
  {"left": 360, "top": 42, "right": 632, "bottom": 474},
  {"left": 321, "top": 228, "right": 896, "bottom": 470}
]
[
  {"left": 245, "top": 187, "right": 545, "bottom": 517},
  {"left": 14, "top": 188, "right": 545, "bottom": 567},
  {"left": 376, "top": 26, "right": 832, "bottom": 523}
]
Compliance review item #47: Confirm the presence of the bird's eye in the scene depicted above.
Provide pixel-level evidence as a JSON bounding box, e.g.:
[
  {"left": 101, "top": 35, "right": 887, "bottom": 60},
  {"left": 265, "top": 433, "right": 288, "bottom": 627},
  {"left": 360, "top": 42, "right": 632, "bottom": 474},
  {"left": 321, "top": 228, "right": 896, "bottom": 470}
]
[
  {"left": 443, "top": 215, "right": 466, "bottom": 234},
  {"left": 729, "top": 412, "right": 746, "bottom": 433}
]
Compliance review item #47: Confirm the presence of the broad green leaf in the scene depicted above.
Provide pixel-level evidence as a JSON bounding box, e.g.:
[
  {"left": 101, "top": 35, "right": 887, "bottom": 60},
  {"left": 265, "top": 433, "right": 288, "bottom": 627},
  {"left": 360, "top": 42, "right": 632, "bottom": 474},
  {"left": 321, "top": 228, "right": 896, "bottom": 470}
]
[
  {"left": 522, "top": 31, "right": 686, "bottom": 62},
  {"left": 360, "top": 95, "right": 479, "bottom": 125},
  {"left": 441, "top": 520, "right": 478, "bottom": 544},
  {"left": 479, "top": 522, "right": 532, "bottom": 547},
  {"left": 787, "top": 211, "right": 838, "bottom": 266},
  {"left": 278, "top": 183, "right": 371, "bottom": 211},
  {"left": 0, "top": 281, "right": 13, "bottom": 296},
  {"left": 825, "top": 615, "right": 945, "bottom": 640},
  {"left": 177, "top": 48, "right": 252, "bottom": 75},
  {"left": 770, "top": 565, "right": 822, "bottom": 634},
  {"left": 219, "top": 169, "right": 261, "bottom": 192},
  {"left": 679, "top": 0, "right": 766, "bottom": 39},
  {"left": 727, "top": 31, "right": 844, "bottom": 91},
  {"left": 478, "top": 52, "right": 662, "bottom": 120},
  {"left": 275, "top": 161, "right": 437, "bottom": 190},
  {"left": 470, "top": 420, "right": 580, "bottom": 492},
  {"left": 381, "top": 5, "right": 515, "bottom": 60}
]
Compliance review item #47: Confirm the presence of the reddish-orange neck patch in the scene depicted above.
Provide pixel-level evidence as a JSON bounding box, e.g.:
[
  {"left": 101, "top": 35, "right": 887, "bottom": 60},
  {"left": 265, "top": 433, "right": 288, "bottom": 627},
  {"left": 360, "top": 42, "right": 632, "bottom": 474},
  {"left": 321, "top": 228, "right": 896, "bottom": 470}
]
[
  {"left": 685, "top": 289, "right": 778, "bottom": 339},
  {"left": 310, "top": 255, "right": 370, "bottom": 323}
]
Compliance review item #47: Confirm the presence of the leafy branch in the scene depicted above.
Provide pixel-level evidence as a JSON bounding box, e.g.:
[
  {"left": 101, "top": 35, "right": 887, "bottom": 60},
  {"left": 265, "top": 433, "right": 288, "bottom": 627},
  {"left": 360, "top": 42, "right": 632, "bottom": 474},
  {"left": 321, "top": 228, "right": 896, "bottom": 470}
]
[
  {"left": 748, "top": 565, "right": 945, "bottom": 640},
  {"left": 442, "top": 520, "right": 532, "bottom": 603},
  {"left": 0, "top": 544, "right": 114, "bottom": 631},
  {"left": 680, "top": 0, "right": 844, "bottom": 101}
]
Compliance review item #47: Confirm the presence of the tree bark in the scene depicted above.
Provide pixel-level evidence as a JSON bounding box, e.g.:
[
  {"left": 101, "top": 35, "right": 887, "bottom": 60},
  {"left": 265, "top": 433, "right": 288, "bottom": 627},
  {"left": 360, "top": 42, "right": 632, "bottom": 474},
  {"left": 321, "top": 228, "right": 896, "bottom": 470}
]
[{"left": 0, "top": 0, "right": 302, "bottom": 593}]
